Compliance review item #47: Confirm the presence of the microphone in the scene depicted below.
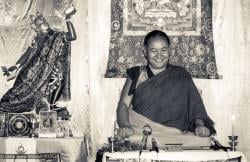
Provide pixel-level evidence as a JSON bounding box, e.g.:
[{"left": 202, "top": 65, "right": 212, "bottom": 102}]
[
  {"left": 141, "top": 124, "right": 152, "bottom": 150},
  {"left": 151, "top": 138, "right": 159, "bottom": 153}
]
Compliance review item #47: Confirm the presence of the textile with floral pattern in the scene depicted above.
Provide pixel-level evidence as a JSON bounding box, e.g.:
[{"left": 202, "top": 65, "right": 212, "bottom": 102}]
[{"left": 106, "top": 0, "right": 219, "bottom": 79}]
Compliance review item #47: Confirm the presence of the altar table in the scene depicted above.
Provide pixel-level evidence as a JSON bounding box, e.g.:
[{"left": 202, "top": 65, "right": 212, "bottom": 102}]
[{"left": 102, "top": 150, "right": 246, "bottom": 162}]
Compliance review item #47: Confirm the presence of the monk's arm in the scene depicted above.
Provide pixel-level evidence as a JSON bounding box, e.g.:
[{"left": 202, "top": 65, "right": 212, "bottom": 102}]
[
  {"left": 188, "top": 76, "right": 216, "bottom": 136},
  {"left": 117, "top": 77, "right": 133, "bottom": 128}
]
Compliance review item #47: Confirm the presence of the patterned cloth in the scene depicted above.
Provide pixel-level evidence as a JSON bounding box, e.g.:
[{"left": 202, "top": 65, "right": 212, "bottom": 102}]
[
  {"left": 0, "top": 30, "right": 71, "bottom": 113},
  {"left": 102, "top": 151, "right": 244, "bottom": 162},
  {"left": 106, "top": 0, "right": 219, "bottom": 79}
]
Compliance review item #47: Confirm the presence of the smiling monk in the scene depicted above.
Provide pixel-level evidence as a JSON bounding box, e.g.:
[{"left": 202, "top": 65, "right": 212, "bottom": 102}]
[{"left": 117, "top": 30, "right": 216, "bottom": 139}]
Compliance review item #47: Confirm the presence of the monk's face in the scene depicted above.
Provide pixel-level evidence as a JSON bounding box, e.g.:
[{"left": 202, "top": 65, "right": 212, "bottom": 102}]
[{"left": 144, "top": 36, "right": 170, "bottom": 70}]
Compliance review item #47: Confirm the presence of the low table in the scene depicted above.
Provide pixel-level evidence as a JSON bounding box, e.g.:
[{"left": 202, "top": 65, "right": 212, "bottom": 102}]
[{"left": 102, "top": 150, "right": 247, "bottom": 162}]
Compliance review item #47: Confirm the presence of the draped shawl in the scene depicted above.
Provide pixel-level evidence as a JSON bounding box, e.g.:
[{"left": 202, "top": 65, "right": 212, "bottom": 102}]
[
  {"left": 130, "top": 65, "right": 215, "bottom": 134},
  {"left": 0, "top": 30, "right": 71, "bottom": 113}
]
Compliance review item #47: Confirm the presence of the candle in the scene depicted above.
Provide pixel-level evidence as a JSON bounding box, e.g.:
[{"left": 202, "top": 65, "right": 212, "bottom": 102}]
[
  {"left": 231, "top": 115, "right": 236, "bottom": 136},
  {"left": 112, "top": 117, "right": 116, "bottom": 137}
]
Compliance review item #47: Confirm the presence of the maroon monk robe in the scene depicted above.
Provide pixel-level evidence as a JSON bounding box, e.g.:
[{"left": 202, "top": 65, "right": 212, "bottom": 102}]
[{"left": 129, "top": 64, "right": 216, "bottom": 134}]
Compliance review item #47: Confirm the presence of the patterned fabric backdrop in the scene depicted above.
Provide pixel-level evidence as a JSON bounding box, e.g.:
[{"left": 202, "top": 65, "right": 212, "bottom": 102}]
[{"left": 105, "top": 0, "right": 219, "bottom": 79}]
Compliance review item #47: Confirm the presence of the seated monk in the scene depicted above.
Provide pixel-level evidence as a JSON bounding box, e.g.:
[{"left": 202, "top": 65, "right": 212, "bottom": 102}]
[{"left": 116, "top": 30, "right": 216, "bottom": 141}]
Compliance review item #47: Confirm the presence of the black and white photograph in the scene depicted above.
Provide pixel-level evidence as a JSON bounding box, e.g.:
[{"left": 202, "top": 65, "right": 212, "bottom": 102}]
[{"left": 0, "top": 0, "right": 249, "bottom": 162}]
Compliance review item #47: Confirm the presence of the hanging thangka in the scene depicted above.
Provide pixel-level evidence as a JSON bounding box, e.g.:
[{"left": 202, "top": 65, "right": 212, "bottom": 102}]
[{"left": 105, "top": 0, "right": 220, "bottom": 79}]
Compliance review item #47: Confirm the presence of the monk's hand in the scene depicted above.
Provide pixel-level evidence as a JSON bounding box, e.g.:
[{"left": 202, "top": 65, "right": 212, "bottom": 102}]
[
  {"left": 195, "top": 125, "right": 210, "bottom": 137},
  {"left": 119, "top": 126, "right": 134, "bottom": 138}
]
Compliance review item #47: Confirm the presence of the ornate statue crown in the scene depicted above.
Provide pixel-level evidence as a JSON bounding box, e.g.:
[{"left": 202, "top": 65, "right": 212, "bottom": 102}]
[{"left": 30, "top": 12, "right": 46, "bottom": 26}]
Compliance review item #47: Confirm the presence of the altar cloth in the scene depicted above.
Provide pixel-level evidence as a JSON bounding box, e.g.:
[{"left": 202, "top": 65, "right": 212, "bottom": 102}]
[
  {"left": 0, "top": 137, "right": 87, "bottom": 162},
  {"left": 102, "top": 150, "right": 246, "bottom": 162}
]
